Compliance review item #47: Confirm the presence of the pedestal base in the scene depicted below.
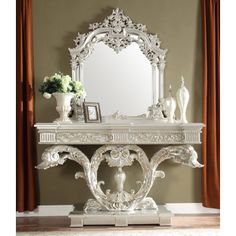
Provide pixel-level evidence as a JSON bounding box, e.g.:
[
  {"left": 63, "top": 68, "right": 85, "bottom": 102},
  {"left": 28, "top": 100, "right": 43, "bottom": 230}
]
[{"left": 69, "top": 206, "right": 173, "bottom": 227}]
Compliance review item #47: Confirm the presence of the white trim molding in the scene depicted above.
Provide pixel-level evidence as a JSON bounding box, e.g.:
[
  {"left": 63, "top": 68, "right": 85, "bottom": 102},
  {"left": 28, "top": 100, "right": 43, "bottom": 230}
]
[
  {"left": 165, "top": 203, "right": 220, "bottom": 214},
  {"left": 16, "top": 205, "right": 74, "bottom": 217},
  {"left": 16, "top": 203, "right": 220, "bottom": 217}
]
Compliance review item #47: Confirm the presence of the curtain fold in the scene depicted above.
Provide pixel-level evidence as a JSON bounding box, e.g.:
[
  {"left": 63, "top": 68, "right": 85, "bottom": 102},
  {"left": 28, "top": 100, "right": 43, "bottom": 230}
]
[
  {"left": 201, "top": 0, "right": 220, "bottom": 209},
  {"left": 16, "top": 0, "right": 37, "bottom": 212}
]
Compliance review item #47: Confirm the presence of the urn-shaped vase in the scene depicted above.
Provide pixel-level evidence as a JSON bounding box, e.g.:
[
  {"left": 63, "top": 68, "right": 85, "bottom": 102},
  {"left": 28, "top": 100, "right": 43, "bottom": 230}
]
[
  {"left": 176, "top": 77, "right": 189, "bottom": 123},
  {"left": 164, "top": 85, "right": 176, "bottom": 123},
  {"left": 53, "top": 92, "right": 75, "bottom": 123}
]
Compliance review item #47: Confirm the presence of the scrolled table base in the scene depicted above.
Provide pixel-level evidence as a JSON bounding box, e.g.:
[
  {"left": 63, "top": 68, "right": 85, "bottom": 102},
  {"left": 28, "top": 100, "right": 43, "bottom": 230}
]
[
  {"left": 36, "top": 144, "right": 203, "bottom": 212},
  {"left": 83, "top": 197, "right": 158, "bottom": 212}
]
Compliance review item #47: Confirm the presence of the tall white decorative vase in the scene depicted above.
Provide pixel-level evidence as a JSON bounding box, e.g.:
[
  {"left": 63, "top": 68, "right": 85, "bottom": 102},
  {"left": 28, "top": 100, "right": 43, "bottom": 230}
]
[
  {"left": 53, "top": 92, "right": 75, "bottom": 123},
  {"left": 176, "top": 76, "right": 190, "bottom": 123},
  {"left": 164, "top": 85, "right": 176, "bottom": 123}
]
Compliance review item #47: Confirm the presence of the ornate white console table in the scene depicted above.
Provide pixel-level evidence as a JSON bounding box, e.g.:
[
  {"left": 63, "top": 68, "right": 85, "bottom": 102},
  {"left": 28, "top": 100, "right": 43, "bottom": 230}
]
[{"left": 36, "top": 121, "right": 204, "bottom": 227}]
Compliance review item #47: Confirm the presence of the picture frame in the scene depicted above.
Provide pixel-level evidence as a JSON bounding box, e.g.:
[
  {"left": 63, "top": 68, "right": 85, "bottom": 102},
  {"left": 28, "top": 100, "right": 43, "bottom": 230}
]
[{"left": 83, "top": 102, "right": 102, "bottom": 123}]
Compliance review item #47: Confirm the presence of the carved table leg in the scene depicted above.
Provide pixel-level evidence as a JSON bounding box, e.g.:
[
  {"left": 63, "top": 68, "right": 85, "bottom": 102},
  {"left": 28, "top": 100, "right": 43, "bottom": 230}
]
[{"left": 36, "top": 144, "right": 203, "bottom": 226}]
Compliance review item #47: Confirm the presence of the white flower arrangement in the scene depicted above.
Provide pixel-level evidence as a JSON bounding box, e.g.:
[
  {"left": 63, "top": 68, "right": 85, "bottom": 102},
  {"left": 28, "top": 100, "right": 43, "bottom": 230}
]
[{"left": 39, "top": 72, "right": 86, "bottom": 99}]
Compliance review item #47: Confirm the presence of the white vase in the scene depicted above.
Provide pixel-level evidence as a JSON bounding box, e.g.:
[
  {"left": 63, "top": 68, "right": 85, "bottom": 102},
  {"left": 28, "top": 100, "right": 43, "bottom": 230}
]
[
  {"left": 164, "top": 85, "right": 176, "bottom": 123},
  {"left": 52, "top": 92, "right": 75, "bottom": 123},
  {"left": 176, "top": 76, "right": 190, "bottom": 123}
]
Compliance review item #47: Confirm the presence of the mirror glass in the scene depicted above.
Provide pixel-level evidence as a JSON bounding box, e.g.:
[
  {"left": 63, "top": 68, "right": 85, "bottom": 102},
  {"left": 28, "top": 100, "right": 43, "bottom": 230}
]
[{"left": 83, "top": 42, "right": 154, "bottom": 116}]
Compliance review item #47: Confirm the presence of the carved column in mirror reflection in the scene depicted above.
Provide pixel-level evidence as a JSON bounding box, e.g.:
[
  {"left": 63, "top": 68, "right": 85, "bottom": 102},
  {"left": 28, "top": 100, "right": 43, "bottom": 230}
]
[
  {"left": 78, "top": 63, "right": 84, "bottom": 84},
  {"left": 71, "top": 57, "right": 78, "bottom": 82},
  {"left": 158, "top": 61, "right": 166, "bottom": 100},
  {"left": 152, "top": 64, "right": 159, "bottom": 105},
  {"left": 72, "top": 63, "right": 84, "bottom": 84}
]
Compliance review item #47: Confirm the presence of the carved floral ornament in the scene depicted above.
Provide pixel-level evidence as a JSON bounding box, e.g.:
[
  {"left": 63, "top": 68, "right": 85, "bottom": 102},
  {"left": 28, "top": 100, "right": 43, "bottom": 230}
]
[
  {"left": 37, "top": 144, "right": 203, "bottom": 211},
  {"left": 69, "top": 8, "right": 167, "bottom": 68}
]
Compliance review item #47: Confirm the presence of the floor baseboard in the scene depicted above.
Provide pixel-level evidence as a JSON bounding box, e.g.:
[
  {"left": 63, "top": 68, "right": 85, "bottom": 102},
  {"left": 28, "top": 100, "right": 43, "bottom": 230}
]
[{"left": 16, "top": 203, "right": 220, "bottom": 217}]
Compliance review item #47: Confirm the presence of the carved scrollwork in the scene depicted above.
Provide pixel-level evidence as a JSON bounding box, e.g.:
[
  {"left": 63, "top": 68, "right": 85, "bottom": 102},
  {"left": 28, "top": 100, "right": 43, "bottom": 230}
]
[
  {"left": 69, "top": 8, "right": 167, "bottom": 66},
  {"left": 165, "top": 145, "right": 204, "bottom": 168},
  {"left": 147, "top": 104, "right": 165, "bottom": 120},
  {"left": 75, "top": 171, "right": 85, "bottom": 180},
  {"left": 73, "top": 33, "right": 88, "bottom": 47},
  {"left": 111, "top": 111, "right": 127, "bottom": 120},
  {"left": 48, "top": 130, "right": 191, "bottom": 145},
  {"left": 150, "top": 145, "right": 204, "bottom": 170},
  {"left": 56, "top": 132, "right": 113, "bottom": 143},
  {"left": 135, "top": 197, "right": 158, "bottom": 210},
  {"left": 36, "top": 146, "right": 74, "bottom": 169},
  {"left": 105, "top": 146, "right": 135, "bottom": 167},
  {"left": 128, "top": 133, "right": 185, "bottom": 143},
  {"left": 84, "top": 199, "right": 105, "bottom": 212},
  {"left": 37, "top": 144, "right": 203, "bottom": 212},
  {"left": 88, "top": 8, "right": 147, "bottom": 33},
  {"left": 103, "top": 34, "right": 133, "bottom": 53}
]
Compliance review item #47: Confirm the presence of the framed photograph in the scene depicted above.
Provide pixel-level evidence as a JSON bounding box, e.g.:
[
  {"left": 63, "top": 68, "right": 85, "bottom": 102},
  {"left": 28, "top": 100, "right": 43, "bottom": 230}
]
[{"left": 83, "top": 102, "right": 102, "bottom": 123}]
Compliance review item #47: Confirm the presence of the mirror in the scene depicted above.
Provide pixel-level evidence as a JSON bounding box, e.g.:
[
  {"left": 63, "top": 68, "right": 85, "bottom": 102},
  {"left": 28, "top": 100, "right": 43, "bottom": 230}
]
[
  {"left": 69, "top": 8, "right": 167, "bottom": 121},
  {"left": 83, "top": 42, "right": 153, "bottom": 116}
]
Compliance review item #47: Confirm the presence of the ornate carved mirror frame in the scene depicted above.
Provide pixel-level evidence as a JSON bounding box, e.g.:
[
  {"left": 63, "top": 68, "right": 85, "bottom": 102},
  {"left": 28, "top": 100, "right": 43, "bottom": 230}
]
[{"left": 69, "top": 8, "right": 168, "bottom": 120}]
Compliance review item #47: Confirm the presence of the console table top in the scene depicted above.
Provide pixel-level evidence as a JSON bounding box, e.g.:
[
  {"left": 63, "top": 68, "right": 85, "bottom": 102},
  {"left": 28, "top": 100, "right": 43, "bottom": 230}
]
[
  {"left": 35, "top": 122, "right": 204, "bottom": 145},
  {"left": 35, "top": 121, "right": 204, "bottom": 129}
]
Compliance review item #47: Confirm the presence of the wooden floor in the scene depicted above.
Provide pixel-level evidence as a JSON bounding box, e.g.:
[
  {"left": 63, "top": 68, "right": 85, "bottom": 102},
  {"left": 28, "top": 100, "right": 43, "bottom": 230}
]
[{"left": 16, "top": 214, "right": 220, "bottom": 232}]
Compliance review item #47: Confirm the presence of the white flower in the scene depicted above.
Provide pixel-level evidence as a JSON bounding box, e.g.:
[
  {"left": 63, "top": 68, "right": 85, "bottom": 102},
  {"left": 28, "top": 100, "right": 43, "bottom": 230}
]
[
  {"left": 67, "top": 84, "right": 72, "bottom": 91},
  {"left": 75, "top": 81, "right": 83, "bottom": 91},
  {"left": 76, "top": 90, "right": 82, "bottom": 97},
  {"left": 61, "top": 77, "right": 71, "bottom": 92},
  {"left": 80, "top": 90, "right": 87, "bottom": 99},
  {"left": 72, "top": 80, "right": 80, "bottom": 88},
  {"left": 64, "top": 75, "right": 72, "bottom": 81},
  {"left": 54, "top": 73, "right": 61, "bottom": 80},
  {"left": 43, "top": 92, "right": 52, "bottom": 99},
  {"left": 43, "top": 76, "right": 49, "bottom": 82},
  {"left": 61, "top": 85, "right": 68, "bottom": 93},
  {"left": 75, "top": 81, "right": 81, "bottom": 86},
  {"left": 62, "top": 76, "right": 71, "bottom": 84}
]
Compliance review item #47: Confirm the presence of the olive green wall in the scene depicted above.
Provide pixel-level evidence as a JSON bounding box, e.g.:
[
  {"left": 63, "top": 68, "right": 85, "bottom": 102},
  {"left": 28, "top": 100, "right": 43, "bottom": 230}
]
[{"left": 33, "top": 0, "right": 202, "bottom": 205}]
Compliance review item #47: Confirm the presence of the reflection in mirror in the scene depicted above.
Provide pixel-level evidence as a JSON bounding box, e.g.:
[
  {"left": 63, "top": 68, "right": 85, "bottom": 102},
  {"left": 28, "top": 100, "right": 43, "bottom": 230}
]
[{"left": 83, "top": 42, "right": 153, "bottom": 116}]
